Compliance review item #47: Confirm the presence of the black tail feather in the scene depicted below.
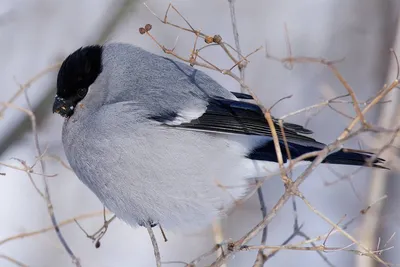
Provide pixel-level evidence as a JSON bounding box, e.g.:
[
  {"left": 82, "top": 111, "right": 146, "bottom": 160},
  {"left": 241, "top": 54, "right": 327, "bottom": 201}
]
[
  {"left": 247, "top": 141, "right": 387, "bottom": 169},
  {"left": 322, "top": 149, "right": 387, "bottom": 169}
]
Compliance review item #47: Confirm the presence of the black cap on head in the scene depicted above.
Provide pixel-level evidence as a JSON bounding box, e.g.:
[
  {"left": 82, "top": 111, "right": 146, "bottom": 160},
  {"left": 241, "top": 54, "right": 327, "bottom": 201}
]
[{"left": 53, "top": 45, "right": 103, "bottom": 117}]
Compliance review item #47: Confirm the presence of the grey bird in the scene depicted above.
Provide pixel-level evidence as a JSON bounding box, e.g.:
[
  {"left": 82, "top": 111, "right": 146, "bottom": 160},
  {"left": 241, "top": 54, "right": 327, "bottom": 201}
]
[{"left": 53, "top": 43, "right": 385, "bottom": 230}]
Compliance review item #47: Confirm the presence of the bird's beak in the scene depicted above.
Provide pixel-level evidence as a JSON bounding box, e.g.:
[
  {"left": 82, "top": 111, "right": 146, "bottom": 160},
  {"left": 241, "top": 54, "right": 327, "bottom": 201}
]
[{"left": 53, "top": 96, "right": 73, "bottom": 117}]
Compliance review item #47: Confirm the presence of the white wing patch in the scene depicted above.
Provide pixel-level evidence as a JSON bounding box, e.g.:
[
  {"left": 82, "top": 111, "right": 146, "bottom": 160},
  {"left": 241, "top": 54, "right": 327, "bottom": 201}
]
[{"left": 165, "top": 106, "right": 206, "bottom": 126}]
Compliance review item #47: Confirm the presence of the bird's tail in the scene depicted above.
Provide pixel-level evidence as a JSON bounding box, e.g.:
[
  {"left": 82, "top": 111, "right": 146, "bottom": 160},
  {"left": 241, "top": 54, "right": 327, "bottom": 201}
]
[
  {"left": 248, "top": 141, "right": 387, "bottom": 169},
  {"left": 321, "top": 148, "right": 387, "bottom": 169}
]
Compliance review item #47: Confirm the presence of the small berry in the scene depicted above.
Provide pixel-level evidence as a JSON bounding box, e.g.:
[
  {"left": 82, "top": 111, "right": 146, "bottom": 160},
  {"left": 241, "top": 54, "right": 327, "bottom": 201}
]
[
  {"left": 213, "top": 35, "right": 222, "bottom": 44},
  {"left": 205, "top": 36, "right": 213, "bottom": 44}
]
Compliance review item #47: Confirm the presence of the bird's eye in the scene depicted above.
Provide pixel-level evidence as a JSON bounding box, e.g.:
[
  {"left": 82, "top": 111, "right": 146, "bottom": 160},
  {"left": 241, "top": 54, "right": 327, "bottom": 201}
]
[{"left": 77, "top": 88, "right": 88, "bottom": 98}]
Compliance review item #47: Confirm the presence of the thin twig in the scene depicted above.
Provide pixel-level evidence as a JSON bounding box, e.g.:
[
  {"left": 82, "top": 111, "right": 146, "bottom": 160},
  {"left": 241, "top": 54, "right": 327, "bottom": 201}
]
[
  {"left": 17, "top": 89, "right": 81, "bottom": 266},
  {"left": 146, "top": 225, "right": 161, "bottom": 267},
  {"left": 296, "top": 192, "right": 389, "bottom": 266},
  {"left": 0, "top": 160, "right": 56, "bottom": 176},
  {"left": 212, "top": 220, "right": 226, "bottom": 267},
  {"left": 0, "top": 254, "right": 29, "bottom": 267},
  {"left": 16, "top": 159, "right": 46, "bottom": 199},
  {"left": 74, "top": 209, "right": 116, "bottom": 248},
  {"left": 253, "top": 183, "right": 268, "bottom": 266},
  {"left": 227, "top": 0, "right": 245, "bottom": 92},
  {"left": 42, "top": 155, "right": 73, "bottom": 171},
  {"left": 237, "top": 243, "right": 393, "bottom": 256},
  {"left": 159, "top": 224, "right": 168, "bottom": 242},
  {"left": 189, "top": 245, "right": 222, "bottom": 266},
  {"left": 0, "top": 63, "right": 60, "bottom": 118},
  {"left": 0, "top": 210, "right": 106, "bottom": 246},
  {"left": 266, "top": 49, "right": 366, "bottom": 126}
]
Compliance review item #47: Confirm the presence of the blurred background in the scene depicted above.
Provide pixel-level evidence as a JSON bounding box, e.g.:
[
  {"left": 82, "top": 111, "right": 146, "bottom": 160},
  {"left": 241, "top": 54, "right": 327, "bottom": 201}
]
[{"left": 1, "top": 0, "right": 400, "bottom": 266}]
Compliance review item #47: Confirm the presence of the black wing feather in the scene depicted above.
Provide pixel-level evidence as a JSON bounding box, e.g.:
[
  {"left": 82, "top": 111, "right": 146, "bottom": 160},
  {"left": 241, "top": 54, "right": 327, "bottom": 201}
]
[{"left": 177, "top": 98, "right": 318, "bottom": 144}]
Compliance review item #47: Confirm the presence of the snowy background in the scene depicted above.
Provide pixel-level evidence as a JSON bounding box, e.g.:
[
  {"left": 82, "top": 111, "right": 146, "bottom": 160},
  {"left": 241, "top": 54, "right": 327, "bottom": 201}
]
[{"left": 0, "top": 0, "right": 399, "bottom": 266}]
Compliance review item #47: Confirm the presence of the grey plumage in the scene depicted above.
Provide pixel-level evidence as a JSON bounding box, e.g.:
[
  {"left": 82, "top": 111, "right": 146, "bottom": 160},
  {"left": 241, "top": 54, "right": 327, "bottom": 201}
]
[{"left": 54, "top": 43, "right": 385, "bottom": 230}]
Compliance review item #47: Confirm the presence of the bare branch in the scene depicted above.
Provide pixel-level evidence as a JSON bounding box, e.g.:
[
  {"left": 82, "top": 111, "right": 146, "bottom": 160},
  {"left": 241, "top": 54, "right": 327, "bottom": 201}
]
[
  {"left": 0, "top": 254, "right": 28, "bottom": 267},
  {"left": 146, "top": 225, "right": 161, "bottom": 267},
  {"left": 0, "top": 210, "right": 106, "bottom": 246},
  {"left": 19, "top": 88, "right": 81, "bottom": 266},
  {"left": 0, "top": 63, "right": 60, "bottom": 118}
]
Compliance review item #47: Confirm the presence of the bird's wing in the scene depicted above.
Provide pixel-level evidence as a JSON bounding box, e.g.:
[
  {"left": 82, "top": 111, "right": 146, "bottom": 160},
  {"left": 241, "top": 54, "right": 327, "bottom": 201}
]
[{"left": 149, "top": 96, "right": 319, "bottom": 146}]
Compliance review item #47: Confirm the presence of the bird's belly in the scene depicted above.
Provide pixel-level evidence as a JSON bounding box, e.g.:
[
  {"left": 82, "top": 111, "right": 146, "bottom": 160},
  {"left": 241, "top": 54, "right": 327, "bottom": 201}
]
[{"left": 64, "top": 127, "right": 258, "bottom": 230}]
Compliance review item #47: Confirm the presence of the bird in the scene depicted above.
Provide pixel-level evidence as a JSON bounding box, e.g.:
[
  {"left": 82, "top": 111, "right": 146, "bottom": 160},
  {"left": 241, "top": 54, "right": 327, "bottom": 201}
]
[{"left": 53, "top": 42, "right": 385, "bottom": 230}]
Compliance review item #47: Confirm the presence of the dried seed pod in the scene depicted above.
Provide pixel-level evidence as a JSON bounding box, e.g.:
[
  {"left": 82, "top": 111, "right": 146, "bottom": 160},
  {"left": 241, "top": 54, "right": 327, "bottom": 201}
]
[
  {"left": 204, "top": 36, "right": 214, "bottom": 44},
  {"left": 213, "top": 35, "right": 222, "bottom": 44},
  {"left": 139, "top": 27, "right": 146, "bottom": 35},
  {"left": 145, "top": 24, "right": 152, "bottom": 32}
]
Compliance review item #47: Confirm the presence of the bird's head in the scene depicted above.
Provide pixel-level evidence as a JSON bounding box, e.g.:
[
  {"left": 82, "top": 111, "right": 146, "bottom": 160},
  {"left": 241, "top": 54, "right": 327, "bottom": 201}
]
[{"left": 53, "top": 45, "right": 103, "bottom": 118}]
